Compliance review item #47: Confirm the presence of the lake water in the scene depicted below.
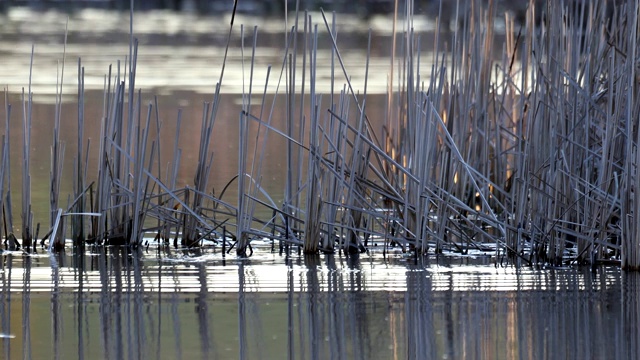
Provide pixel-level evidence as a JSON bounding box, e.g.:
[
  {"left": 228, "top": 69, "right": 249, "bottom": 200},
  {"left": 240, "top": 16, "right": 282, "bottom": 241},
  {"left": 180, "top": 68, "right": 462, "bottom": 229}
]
[
  {"left": 0, "top": 247, "right": 638, "bottom": 360},
  {"left": 0, "top": 6, "right": 637, "bottom": 360}
]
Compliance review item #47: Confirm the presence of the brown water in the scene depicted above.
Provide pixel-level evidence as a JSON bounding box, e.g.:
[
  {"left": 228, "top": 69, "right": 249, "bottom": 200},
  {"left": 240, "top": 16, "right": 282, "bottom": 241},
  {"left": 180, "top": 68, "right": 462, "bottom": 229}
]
[{"left": 0, "top": 248, "right": 637, "bottom": 360}]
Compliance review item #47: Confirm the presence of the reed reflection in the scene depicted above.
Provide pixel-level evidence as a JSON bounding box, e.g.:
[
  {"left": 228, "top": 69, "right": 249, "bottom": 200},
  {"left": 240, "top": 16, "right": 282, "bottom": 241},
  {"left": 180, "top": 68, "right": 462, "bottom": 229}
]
[
  {"left": 277, "top": 253, "right": 378, "bottom": 360},
  {"left": 324, "top": 254, "right": 346, "bottom": 360},
  {"left": 0, "top": 255, "right": 12, "bottom": 360},
  {"left": 237, "top": 260, "right": 268, "bottom": 360},
  {"left": 621, "top": 273, "right": 640, "bottom": 359},
  {"left": 74, "top": 252, "right": 85, "bottom": 360},
  {"left": 21, "top": 257, "right": 31, "bottom": 360},
  {"left": 405, "top": 257, "right": 435, "bottom": 360},
  {"left": 0, "top": 252, "right": 636, "bottom": 359},
  {"left": 51, "top": 252, "right": 63, "bottom": 360},
  {"left": 196, "top": 261, "right": 212, "bottom": 360},
  {"left": 303, "top": 254, "right": 321, "bottom": 360}
]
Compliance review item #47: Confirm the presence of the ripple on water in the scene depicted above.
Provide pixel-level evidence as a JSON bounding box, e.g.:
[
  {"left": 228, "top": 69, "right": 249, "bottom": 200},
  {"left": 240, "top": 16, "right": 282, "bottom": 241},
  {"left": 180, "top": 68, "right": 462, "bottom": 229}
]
[{"left": 0, "top": 245, "right": 623, "bottom": 294}]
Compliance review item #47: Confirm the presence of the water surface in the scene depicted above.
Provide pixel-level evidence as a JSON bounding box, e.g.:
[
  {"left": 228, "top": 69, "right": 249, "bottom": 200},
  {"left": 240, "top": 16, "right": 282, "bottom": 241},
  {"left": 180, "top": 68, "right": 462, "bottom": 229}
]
[
  {"left": 0, "top": 248, "right": 637, "bottom": 360},
  {"left": 0, "top": 8, "right": 636, "bottom": 360}
]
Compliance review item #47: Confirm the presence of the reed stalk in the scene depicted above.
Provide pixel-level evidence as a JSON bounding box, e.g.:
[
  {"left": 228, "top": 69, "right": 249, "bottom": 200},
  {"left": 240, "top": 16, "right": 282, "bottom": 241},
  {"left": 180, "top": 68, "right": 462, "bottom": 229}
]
[
  {"left": 20, "top": 45, "right": 34, "bottom": 250},
  {"left": 72, "top": 58, "right": 85, "bottom": 247}
]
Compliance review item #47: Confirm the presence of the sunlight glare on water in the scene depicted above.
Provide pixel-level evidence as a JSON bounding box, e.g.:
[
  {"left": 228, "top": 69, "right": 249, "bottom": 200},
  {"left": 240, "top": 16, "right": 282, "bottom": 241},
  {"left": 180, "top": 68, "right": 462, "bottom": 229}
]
[
  {"left": 0, "top": 246, "right": 623, "bottom": 293},
  {"left": 0, "top": 247, "right": 637, "bottom": 360}
]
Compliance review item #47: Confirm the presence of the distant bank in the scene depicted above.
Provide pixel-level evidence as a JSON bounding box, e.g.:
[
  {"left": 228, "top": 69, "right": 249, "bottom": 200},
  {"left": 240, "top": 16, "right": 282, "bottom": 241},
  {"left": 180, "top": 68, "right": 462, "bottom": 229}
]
[
  {"left": 0, "top": 0, "right": 539, "bottom": 19},
  {"left": 4, "top": 0, "right": 394, "bottom": 17}
]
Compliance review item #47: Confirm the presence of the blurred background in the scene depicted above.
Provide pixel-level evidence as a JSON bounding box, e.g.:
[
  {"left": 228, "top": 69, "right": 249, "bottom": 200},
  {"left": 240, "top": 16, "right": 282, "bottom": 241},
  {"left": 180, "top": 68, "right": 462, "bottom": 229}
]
[{"left": 0, "top": 0, "right": 407, "bottom": 16}]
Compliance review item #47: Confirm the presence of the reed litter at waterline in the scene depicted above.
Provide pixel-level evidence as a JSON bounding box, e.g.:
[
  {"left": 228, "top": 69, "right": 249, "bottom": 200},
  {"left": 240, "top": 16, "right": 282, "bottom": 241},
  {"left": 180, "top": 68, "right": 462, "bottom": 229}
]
[{"left": 1, "top": 0, "right": 640, "bottom": 269}]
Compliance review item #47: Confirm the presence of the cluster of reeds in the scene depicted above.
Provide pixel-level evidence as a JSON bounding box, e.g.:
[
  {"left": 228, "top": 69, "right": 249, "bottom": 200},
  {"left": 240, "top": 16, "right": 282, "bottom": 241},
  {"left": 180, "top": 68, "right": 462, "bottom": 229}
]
[
  {"left": 2, "top": 0, "right": 640, "bottom": 269},
  {"left": 237, "top": 0, "right": 640, "bottom": 268}
]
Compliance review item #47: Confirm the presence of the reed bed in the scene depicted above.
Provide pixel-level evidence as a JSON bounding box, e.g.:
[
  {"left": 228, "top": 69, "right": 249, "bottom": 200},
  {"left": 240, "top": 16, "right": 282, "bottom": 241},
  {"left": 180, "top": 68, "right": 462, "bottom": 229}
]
[{"left": 2, "top": 0, "right": 640, "bottom": 269}]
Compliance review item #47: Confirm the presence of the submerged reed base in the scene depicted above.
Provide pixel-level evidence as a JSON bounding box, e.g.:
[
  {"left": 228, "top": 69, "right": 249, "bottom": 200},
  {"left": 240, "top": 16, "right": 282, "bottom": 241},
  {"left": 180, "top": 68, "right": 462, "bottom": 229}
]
[{"left": 2, "top": 0, "right": 640, "bottom": 269}]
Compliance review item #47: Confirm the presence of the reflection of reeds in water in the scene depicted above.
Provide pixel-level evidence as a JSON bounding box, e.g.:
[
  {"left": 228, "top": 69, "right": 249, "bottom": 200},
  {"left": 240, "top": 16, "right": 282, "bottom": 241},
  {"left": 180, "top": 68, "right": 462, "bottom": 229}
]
[
  {"left": 2, "top": 0, "right": 640, "bottom": 268},
  {"left": 0, "top": 248, "right": 639, "bottom": 359}
]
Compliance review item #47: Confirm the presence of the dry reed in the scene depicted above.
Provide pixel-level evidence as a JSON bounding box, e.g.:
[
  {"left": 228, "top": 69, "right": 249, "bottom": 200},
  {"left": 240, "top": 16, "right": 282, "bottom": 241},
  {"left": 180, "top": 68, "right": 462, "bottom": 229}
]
[{"left": 1, "top": 0, "right": 639, "bottom": 269}]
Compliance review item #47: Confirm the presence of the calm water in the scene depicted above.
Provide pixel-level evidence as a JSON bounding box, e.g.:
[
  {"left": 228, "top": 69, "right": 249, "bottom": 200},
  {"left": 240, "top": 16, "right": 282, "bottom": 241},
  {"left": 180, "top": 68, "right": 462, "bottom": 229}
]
[
  {"left": 0, "top": 248, "right": 637, "bottom": 360},
  {"left": 1, "top": 7, "right": 637, "bottom": 360}
]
